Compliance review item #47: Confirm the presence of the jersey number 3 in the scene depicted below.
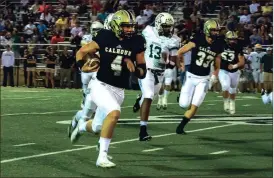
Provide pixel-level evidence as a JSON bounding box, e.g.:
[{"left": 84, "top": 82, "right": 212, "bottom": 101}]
[{"left": 196, "top": 51, "right": 214, "bottom": 68}]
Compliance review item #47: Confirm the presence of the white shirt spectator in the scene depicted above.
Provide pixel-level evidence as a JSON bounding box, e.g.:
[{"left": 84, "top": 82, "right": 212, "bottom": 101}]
[
  {"left": 143, "top": 9, "right": 153, "bottom": 19},
  {"left": 20, "top": 0, "right": 29, "bottom": 6},
  {"left": 40, "top": 13, "right": 54, "bottom": 23},
  {"left": 24, "top": 24, "right": 36, "bottom": 35},
  {"left": 71, "top": 27, "right": 83, "bottom": 37},
  {"left": 239, "top": 14, "right": 251, "bottom": 24},
  {"left": 249, "top": 3, "right": 260, "bottom": 14},
  {"left": 119, "top": 0, "right": 127, "bottom": 6},
  {"left": 136, "top": 15, "right": 147, "bottom": 26},
  {"left": 1, "top": 51, "right": 15, "bottom": 67},
  {"left": 0, "top": 36, "right": 11, "bottom": 46}
]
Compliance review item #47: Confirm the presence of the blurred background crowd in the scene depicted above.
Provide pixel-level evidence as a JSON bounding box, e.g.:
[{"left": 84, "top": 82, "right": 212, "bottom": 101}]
[{"left": 0, "top": 0, "right": 272, "bottom": 93}]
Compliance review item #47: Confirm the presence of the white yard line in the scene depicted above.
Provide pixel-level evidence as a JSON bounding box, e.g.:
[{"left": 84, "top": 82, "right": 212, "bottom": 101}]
[
  {"left": 13, "top": 143, "right": 36, "bottom": 147},
  {"left": 242, "top": 104, "right": 251, "bottom": 107},
  {"left": 142, "top": 148, "right": 163, "bottom": 152},
  {"left": 210, "top": 150, "right": 229, "bottom": 155},
  {"left": 1, "top": 96, "right": 59, "bottom": 100},
  {"left": 1, "top": 123, "right": 236, "bottom": 164},
  {"left": 0, "top": 98, "right": 259, "bottom": 117}
]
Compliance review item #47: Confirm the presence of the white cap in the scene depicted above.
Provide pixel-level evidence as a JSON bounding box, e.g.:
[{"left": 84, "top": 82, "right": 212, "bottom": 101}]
[{"left": 266, "top": 47, "right": 272, "bottom": 51}]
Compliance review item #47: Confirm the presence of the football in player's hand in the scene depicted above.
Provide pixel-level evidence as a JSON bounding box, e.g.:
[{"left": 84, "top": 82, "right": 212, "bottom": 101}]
[{"left": 82, "top": 53, "right": 100, "bottom": 72}]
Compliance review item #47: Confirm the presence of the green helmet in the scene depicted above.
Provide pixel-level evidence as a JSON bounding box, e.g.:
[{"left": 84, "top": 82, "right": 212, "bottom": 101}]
[
  {"left": 204, "top": 19, "right": 220, "bottom": 40},
  {"left": 225, "top": 31, "right": 238, "bottom": 47},
  {"left": 109, "top": 10, "right": 136, "bottom": 39}
]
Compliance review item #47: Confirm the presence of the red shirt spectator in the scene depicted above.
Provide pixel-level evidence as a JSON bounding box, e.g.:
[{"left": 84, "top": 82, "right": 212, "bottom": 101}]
[
  {"left": 39, "top": 1, "right": 50, "bottom": 13},
  {"left": 51, "top": 32, "right": 64, "bottom": 44}
]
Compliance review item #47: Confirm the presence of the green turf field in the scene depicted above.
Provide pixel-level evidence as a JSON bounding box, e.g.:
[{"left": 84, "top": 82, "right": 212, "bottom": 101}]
[{"left": 1, "top": 87, "right": 273, "bottom": 177}]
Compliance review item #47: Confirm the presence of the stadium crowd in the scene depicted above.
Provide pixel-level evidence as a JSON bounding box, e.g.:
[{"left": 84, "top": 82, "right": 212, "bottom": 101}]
[{"left": 0, "top": 0, "right": 272, "bottom": 93}]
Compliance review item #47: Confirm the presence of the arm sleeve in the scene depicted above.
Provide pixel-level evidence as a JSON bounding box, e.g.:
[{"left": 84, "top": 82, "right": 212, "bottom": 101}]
[{"left": 134, "top": 35, "right": 146, "bottom": 54}]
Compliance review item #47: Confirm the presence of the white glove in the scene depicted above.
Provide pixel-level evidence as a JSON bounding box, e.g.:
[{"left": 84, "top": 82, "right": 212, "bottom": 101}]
[{"left": 208, "top": 75, "right": 218, "bottom": 90}]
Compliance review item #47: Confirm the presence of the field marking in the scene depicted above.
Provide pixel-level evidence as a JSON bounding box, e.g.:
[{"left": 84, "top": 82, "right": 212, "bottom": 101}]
[
  {"left": 13, "top": 143, "right": 36, "bottom": 147},
  {"left": 73, "top": 145, "right": 89, "bottom": 147},
  {"left": 1, "top": 123, "right": 236, "bottom": 164},
  {"left": 142, "top": 148, "right": 163, "bottom": 152},
  {"left": 207, "top": 104, "right": 215, "bottom": 105},
  {"left": 242, "top": 104, "right": 251, "bottom": 107},
  {"left": 210, "top": 150, "right": 229, "bottom": 155},
  {"left": 0, "top": 98, "right": 260, "bottom": 117},
  {"left": 1, "top": 96, "right": 60, "bottom": 100}
]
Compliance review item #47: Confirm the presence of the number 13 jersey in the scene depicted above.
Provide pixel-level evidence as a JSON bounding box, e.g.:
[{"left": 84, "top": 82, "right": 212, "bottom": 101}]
[
  {"left": 142, "top": 25, "right": 175, "bottom": 70},
  {"left": 189, "top": 34, "right": 224, "bottom": 76},
  {"left": 93, "top": 29, "right": 146, "bottom": 89}
]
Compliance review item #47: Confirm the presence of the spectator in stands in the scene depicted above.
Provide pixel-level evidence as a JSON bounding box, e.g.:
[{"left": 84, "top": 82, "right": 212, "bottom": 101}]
[
  {"left": 250, "top": 28, "right": 262, "bottom": 45},
  {"left": 249, "top": 0, "right": 260, "bottom": 14},
  {"left": 69, "top": 14, "right": 78, "bottom": 29},
  {"left": 96, "top": 8, "right": 108, "bottom": 24},
  {"left": 70, "top": 21, "right": 82, "bottom": 39},
  {"left": 11, "top": 29, "right": 20, "bottom": 59},
  {"left": 239, "top": 9, "right": 251, "bottom": 24},
  {"left": 37, "top": 20, "right": 47, "bottom": 37},
  {"left": 24, "top": 20, "right": 36, "bottom": 40},
  {"left": 143, "top": 4, "right": 153, "bottom": 20},
  {"left": 4, "top": 19, "right": 14, "bottom": 33},
  {"left": 136, "top": 10, "right": 148, "bottom": 30},
  {"left": 227, "top": 15, "right": 239, "bottom": 31},
  {"left": 51, "top": 31, "right": 65, "bottom": 44},
  {"left": 229, "top": 5, "right": 239, "bottom": 17},
  {"left": 190, "top": 7, "right": 202, "bottom": 25},
  {"left": 30, "top": 0, "right": 40, "bottom": 15},
  {"left": 40, "top": 10, "right": 54, "bottom": 26},
  {"left": 1, "top": 45, "right": 15, "bottom": 87},
  {"left": 182, "top": 1, "right": 192, "bottom": 20},
  {"left": 1, "top": 32, "right": 12, "bottom": 48},
  {"left": 4, "top": 8, "right": 16, "bottom": 22},
  {"left": 21, "top": 0, "right": 29, "bottom": 8},
  {"left": 55, "top": 15, "right": 68, "bottom": 33},
  {"left": 59, "top": 7, "right": 70, "bottom": 19},
  {"left": 59, "top": 47, "right": 73, "bottom": 88},
  {"left": 206, "top": 0, "right": 216, "bottom": 14},
  {"left": 258, "top": 24, "right": 270, "bottom": 45},
  {"left": 262, "top": 2, "right": 273, "bottom": 16},
  {"left": 44, "top": 48, "right": 57, "bottom": 88},
  {"left": 91, "top": 0, "right": 103, "bottom": 16},
  {"left": 39, "top": 1, "right": 50, "bottom": 14},
  {"left": 133, "top": 1, "right": 144, "bottom": 17},
  {"left": 0, "top": 18, "right": 5, "bottom": 33}
]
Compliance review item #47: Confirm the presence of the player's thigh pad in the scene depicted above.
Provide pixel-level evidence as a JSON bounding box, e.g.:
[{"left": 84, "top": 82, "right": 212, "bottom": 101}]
[
  {"left": 179, "top": 72, "right": 195, "bottom": 108},
  {"left": 138, "top": 70, "right": 156, "bottom": 99},
  {"left": 218, "top": 69, "right": 230, "bottom": 91},
  {"left": 192, "top": 80, "right": 209, "bottom": 107},
  {"left": 89, "top": 79, "right": 124, "bottom": 115}
]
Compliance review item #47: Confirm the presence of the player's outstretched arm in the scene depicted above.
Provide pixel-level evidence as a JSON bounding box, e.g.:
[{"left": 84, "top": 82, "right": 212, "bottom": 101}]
[
  {"left": 177, "top": 42, "right": 195, "bottom": 56},
  {"left": 76, "top": 41, "right": 99, "bottom": 62},
  {"left": 135, "top": 51, "right": 147, "bottom": 79}
]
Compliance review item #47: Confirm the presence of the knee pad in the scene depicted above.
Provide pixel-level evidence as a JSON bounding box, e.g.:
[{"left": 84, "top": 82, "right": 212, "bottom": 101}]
[
  {"left": 229, "top": 87, "right": 237, "bottom": 94},
  {"left": 221, "top": 83, "right": 230, "bottom": 92}
]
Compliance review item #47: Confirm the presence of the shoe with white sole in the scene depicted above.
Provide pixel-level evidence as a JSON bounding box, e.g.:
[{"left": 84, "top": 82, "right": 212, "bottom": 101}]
[
  {"left": 162, "top": 96, "right": 167, "bottom": 110},
  {"left": 67, "top": 116, "right": 77, "bottom": 138},
  {"left": 70, "top": 122, "right": 82, "bottom": 143},
  {"left": 96, "top": 142, "right": 113, "bottom": 160},
  {"left": 96, "top": 153, "right": 116, "bottom": 168},
  {"left": 224, "top": 99, "right": 230, "bottom": 113}
]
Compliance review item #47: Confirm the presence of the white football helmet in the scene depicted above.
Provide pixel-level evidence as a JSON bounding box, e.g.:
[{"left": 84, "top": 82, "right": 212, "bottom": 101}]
[
  {"left": 155, "top": 12, "right": 174, "bottom": 37},
  {"left": 90, "top": 21, "right": 104, "bottom": 36},
  {"left": 104, "top": 13, "right": 114, "bottom": 30}
]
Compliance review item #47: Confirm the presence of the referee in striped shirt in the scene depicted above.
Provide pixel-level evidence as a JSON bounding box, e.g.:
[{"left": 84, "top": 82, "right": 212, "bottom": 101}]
[{"left": 1, "top": 45, "right": 15, "bottom": 87}]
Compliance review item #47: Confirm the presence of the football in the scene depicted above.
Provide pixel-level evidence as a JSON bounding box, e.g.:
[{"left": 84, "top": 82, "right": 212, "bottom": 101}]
[{"left": 82, "top": 53, "right": 100, "bottom": 72}]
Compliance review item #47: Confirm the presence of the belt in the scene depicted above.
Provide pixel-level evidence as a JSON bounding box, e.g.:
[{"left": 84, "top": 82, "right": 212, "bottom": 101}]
[{"left": 148, "top": 68, "right": 164, "bottom": 85}]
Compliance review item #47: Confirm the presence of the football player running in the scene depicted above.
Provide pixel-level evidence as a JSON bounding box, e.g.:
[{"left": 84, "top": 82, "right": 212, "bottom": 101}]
[
  {"left": 176, "top": 19, "right": 223, "bottom": 134},
  {"left": 70, "top": 10, "right": 147, "bottom": 168},
  {"left": 132, "top": 12, "right": 178, "bottom": 141},
  {"left": 248, "top": 44, "right": 266, "bottom": 93},
  {"left": 219, "top": 31, "right": 245, "bottom": 114}
]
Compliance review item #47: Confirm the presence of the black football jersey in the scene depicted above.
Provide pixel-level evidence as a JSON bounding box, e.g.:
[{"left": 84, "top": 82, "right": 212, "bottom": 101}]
[
  {"left": 26, "top": 54, "right": 37, "bottom": 67},
  {"left": 220, "top": 43, "right": 243, "bottom": 73},
  {"left": 189, "top": 34, "right": 224, "bottom": 76},
  {"left": 93, "top": 29, "right": 146, "bottom": 88}
]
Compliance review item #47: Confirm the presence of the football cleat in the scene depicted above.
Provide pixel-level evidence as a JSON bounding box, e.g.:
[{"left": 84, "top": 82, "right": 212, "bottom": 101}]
[
  {"left": 162, "top": 97, "right": 167, "bottom": 110},
  {"left": 67, "top": 116, "right": 77, "bottom": 138},
  {"left": 133, "top": 94, "right": 141, "bottom": 113},
  {"left": 70, "top": 122, "right": 83, "bottom": 143},
  {"left": 176, "top": 123, "right": 187, "bottom": 134},
  {"left": 139, "top": 125, "right": 152, "bottom": 141},
  {"left": 96, "top": 153, "right": 116, "bottom": 168},
  {"left": 224, "top": 100, "right": 230, "bottom": 113},
  {"left": 156, "top": 97, "right": 162, "bottom": 110}
]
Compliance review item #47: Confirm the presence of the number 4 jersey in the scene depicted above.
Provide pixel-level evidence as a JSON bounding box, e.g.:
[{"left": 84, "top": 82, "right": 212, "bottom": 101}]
[
  {"left": 189, "top": 33, "right": 224, "bottom": 76},
  {"left": 93, "top": 29, "right": 146, "bottom": 89},
  {"left": 142, "top": 25, "right": 179, "bottom": 70},
  {"left": 220, "top": 43, "right": 244, "bottom": 73}
]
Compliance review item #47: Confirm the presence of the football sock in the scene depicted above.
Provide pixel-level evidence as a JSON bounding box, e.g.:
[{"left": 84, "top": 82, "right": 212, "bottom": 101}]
[
  {"left": 99, "top": 137, "right": 111, "bottom": 155},
  {"left": 140, "top": 121, "right": 147, "bottom": 126},
  {"left": 180, "top": 116, "right": 190, "bottom": 129}
]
